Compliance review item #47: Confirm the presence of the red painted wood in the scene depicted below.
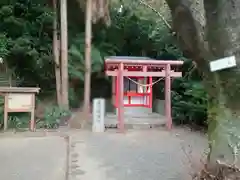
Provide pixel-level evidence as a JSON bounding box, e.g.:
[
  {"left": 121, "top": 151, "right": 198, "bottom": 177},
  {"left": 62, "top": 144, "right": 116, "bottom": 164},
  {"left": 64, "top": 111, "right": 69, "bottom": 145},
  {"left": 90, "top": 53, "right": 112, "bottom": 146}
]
[
  {"left": 126, "top": 92, "right": 150, "bottom": 96},
  {"left": 127, "top": 76, "right": 145, "bottom": 79},
  {"left": 149, "top": 77, "right": 153, "bottom": 108},
  {"left": 143, "top": 65, "right": 147, "bottom": 72},
  {"left": 105, "top": 58, "right": 183, "bottom": 65},
  {"left": 105, "top": 64, "right": 165, "bottom": 71},
  {"left": 165, "top": 64, "right": 172, "bottom": 130},
  {"left": 115, "top": 74, "right": 118, "bottom": 107},
  {"left": 113, "top": 92, "right": 151, "bottom": 107},
  {"left": 124, "top": 104, "right": 149, "bottom": 107},
  {"left": 106, "top": 71, "right": 182, "bottom": 77},
  {"left": 118, "top": 63, "right": 124, "bottom": 132},
  {"left": 112, "top": 92, "right": 150, "bottom": 96},
  {"left": 112, "top": 77, "right": 115, "bottom": 107},
  {"left": 106, "top": 57, "right": 183, "bottom": 130}
]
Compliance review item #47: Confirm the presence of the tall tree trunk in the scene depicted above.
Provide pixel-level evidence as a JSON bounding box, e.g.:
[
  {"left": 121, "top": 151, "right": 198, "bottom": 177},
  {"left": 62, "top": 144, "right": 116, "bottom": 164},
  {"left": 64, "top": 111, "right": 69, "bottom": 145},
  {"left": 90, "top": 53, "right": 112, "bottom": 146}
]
[
  {"left": 166, "top": 0, "right": 240, "bottom": 177},
  {"left": 83, "top": 0, "right": 92, "bottom": 119},
  {"left": 204, "top": 0, "right": 240, "bottom": 169},
  {"left": 60, "top": 0, "right": 69, "bottom": 109},
  {"left": 53, "top": 0, "right": 62, "bottom": 106}
]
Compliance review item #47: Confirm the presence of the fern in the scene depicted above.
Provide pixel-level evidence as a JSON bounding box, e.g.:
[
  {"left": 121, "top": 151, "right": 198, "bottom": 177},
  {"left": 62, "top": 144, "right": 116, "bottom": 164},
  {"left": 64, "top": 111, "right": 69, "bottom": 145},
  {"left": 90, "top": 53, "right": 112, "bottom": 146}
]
[{"left": 68, "top": 35, "right": 104, "bottom": 81}]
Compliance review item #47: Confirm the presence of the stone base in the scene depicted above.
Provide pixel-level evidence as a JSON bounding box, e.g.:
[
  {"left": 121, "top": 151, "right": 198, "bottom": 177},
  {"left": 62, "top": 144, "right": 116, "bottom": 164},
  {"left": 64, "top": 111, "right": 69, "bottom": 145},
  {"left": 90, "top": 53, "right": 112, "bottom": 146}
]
[
  {"left": 104, "top": 113, "right": 166, "bottom": 129},
  {"left": 115, "top": 106, "right": 153, "bottom": 115}
]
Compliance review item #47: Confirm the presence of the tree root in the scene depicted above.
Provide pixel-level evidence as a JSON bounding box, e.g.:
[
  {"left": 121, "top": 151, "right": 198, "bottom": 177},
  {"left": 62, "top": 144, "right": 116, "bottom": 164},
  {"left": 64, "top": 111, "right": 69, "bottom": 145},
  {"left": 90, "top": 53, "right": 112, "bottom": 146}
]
[{"left": 195, "top": 160, "right": 240, "bottom": 180}]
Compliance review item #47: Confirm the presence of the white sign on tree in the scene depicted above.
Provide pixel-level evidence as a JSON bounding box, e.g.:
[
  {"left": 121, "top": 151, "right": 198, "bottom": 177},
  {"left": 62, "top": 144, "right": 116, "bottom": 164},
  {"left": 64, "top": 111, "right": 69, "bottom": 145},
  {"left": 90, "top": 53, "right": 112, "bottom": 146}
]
[{"left": 210, "top": 56, "right": 236, "bottom": 72}]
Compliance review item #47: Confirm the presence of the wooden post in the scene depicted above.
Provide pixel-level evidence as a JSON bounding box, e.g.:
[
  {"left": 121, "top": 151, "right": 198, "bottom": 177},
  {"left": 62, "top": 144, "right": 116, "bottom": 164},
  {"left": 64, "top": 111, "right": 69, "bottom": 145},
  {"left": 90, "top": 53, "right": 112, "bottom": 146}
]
[
  {"left": 165, "top": 64, "right": 172, "bottom": 130},
  {"left": 30, "top": 94, "right": 35, "bottom": 131},
  {"left": 118, "top": 63, "right": 124, "bottom": 132},
  {"left": 60, "top": 0, "right": 69, "bottom": 109},
  {"left": 115, "top": 74, "right": 118, "bottom": 108},
  {"left": 83, "top": 0, "right": 92, "bottom": 117},
  {"left": 112, "top": 77, "right": 115, "bottom": 106},
  {"left": 4, "top": 94, "right": 8, "bottom": 131},
  {"left": 149, "top": 77, "right": 153, "bottom": 108}
]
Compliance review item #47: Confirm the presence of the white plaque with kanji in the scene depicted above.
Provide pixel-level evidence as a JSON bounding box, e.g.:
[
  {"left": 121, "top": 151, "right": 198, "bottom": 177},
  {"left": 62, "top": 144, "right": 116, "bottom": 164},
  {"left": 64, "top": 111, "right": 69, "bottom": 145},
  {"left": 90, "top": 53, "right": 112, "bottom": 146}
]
[
  {"left": 7, "top": 93, "right": 33, "bottom": 110},
  {"left": 92, "top": 98, "right": 105, "bottom": 132}
]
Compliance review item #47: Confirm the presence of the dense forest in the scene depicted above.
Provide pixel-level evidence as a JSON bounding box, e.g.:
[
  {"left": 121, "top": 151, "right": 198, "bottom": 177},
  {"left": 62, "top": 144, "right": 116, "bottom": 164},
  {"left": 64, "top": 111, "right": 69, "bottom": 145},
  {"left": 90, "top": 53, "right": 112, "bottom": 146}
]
[{"left": 0, "top": 0, "right": 206, "bottom": 128}]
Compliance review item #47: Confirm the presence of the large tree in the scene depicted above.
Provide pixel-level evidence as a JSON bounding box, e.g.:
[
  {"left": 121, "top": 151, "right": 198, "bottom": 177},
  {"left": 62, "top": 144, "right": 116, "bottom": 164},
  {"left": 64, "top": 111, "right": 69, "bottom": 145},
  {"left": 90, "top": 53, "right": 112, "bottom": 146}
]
[
  {"left": 83, "top": 0, "right": 92, "bottom": 122},
  {"left": 77, "top": 0, "right": 110, "bottom": 120},
  {"left": 60, "top": 0, "right": 69, "bottom": 109},
  {"left": 165, "top": 0, "right": 240, "bottom": 177},
  {"left": 53, "top": 0, "right": 62, "bottom": 106}
]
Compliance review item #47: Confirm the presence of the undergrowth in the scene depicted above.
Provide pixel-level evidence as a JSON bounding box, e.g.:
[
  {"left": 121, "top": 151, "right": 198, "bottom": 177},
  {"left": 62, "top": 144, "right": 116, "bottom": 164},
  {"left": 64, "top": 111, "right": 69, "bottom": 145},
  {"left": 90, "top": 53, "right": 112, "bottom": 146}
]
[{"left": 0, "top": 96, "right": 71, "bottom": 130}]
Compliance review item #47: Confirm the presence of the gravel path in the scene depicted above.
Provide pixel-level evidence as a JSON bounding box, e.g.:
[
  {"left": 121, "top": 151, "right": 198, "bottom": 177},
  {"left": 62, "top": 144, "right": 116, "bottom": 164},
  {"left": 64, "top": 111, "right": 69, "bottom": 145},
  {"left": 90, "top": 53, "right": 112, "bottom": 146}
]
[
  {"left": 0, "top": 135, "right": 67, "bottom": 180},
  {"left": 68, "top": 128, "right": 207, "bottom": 180},
  {"left": 0, "top": 127, "right": 207, "bottom": 180}
]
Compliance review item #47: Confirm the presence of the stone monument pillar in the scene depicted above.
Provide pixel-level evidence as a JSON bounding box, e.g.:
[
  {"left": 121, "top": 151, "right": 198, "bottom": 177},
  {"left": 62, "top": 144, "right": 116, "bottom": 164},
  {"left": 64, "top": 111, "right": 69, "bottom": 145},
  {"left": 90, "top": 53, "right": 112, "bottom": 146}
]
[{"left": 92, "top": 98, "right": 105, "bottom": 132}]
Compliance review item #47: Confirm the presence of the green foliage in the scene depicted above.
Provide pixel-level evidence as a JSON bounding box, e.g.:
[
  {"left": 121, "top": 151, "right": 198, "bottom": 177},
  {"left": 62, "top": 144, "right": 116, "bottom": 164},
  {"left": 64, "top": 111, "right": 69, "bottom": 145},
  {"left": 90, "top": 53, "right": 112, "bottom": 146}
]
[
  {"left": 0, "top": 33, "right": 9, "bottom": 58},
  {"left": 36, "top": 106, "right": 71, "bottom": 129},
  {"left": 168, "top": 48, "right": 207, "bottom": 126},
  {"left": 0, "top": 0, "right": 54, "bottom": 88},
  {"left": 8, "top": 114, "right": 29, "bottom": 130},
  {"left": 68, "top": 34, "right": 104, "bottom": 81},
  {"left": 172, "top": 80, "right": 207, "bottom": 126},
  {"left": 0, "top": 97, "right": 70, "bottom": 130}
]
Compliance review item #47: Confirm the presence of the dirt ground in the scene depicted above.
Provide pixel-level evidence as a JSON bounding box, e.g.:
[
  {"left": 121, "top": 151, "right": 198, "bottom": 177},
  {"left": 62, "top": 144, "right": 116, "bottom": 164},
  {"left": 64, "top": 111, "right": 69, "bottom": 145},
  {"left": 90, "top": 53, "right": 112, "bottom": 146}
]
[
  {"left": 0, "top": 135, "right": 67, "bottom": 180},
  {"left": 68, "top": 127, "right": 208, "bottom": 180},
  {"left": 0, "top": 127, "right": 207, "bottom": 180}
]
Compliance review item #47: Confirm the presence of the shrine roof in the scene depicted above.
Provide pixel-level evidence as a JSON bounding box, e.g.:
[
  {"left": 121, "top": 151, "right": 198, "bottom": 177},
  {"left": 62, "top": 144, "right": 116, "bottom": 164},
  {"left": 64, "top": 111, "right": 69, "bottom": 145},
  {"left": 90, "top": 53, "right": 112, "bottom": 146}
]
[
  {"left": 0, "top": 87, "right": 40, "bottom": 93},
  {"left": 105, "top": 56, "right": 183, "bottom": 65},
  {"left": 105, "top": 56, "right": 154, "bottom": 61}
]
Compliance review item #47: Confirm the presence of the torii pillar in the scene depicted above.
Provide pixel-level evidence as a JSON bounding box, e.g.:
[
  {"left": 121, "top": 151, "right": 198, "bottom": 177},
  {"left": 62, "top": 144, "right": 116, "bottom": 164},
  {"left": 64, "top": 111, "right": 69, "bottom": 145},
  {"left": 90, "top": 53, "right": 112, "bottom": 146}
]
[
  {"left": 117, "top": 63, "right": 124, "bottom": 132},
  {"left": 165, "top": 64, "right": 172, "bottom": 130}
]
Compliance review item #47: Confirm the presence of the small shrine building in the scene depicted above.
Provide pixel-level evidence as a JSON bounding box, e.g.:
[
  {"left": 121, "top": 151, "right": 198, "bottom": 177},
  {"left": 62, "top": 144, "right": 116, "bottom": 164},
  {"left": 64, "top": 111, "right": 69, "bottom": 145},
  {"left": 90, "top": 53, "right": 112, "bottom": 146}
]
[{"left": 105, "top": 56, "right": 183, "bottom": 131}]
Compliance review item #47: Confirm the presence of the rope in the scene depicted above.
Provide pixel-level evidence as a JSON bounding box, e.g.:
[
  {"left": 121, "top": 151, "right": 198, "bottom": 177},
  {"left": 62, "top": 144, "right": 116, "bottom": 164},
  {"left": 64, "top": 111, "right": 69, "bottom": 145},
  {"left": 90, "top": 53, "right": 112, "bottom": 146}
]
[{"left": 125, "top": 77, "right": 164, "bottom": 87}]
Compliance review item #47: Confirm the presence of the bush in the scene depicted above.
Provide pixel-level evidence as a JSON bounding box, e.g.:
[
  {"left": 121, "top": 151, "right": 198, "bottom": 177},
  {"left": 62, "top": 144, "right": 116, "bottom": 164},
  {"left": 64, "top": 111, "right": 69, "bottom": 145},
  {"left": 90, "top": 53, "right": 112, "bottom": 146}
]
[
  {"left": 0, "top": 99, "right": 71, "bottom": 130},
  {"left": 8, "top": 114, "right": 30, "bottom": 130},
  {"left": 172, "top": 79, "right": 207, "bottom": 126},
  {"left": 36, "top": 105, "right": 71, "bottom": 129}
]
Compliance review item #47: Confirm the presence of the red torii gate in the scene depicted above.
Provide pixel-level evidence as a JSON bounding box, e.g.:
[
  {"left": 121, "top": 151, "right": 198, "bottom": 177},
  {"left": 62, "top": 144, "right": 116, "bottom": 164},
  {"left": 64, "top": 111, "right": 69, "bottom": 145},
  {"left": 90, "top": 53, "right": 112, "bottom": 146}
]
[{"left": 105, "top": 56, "right": 183, "bottom": 132}]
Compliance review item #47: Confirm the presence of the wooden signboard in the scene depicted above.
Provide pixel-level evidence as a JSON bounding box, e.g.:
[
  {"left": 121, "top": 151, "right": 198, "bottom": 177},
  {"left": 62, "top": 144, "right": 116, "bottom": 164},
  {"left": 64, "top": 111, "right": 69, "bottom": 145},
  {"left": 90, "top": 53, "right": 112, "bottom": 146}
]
[
  {"left": 0, "top": 87, "right": 40, "bottom": 131},
  {"left": 7, "top": 93, "right": 33, "bottom": 111}
]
